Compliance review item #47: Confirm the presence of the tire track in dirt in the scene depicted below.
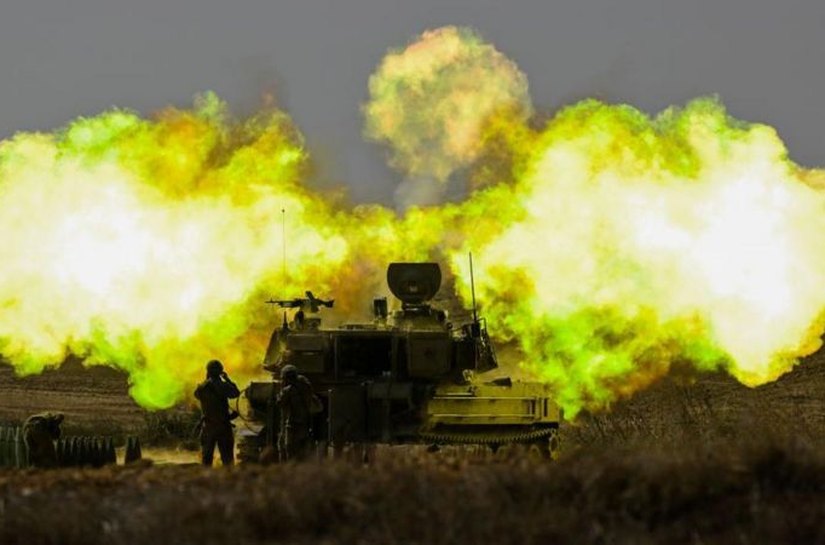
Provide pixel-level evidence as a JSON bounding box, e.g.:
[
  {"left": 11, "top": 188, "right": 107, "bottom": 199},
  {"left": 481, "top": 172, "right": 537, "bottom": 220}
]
[
  {"left": 2, "top": 339, "right": 825, "bottom": 439},
  {"left": 0, "top": 358, "right": 145, "bottom": 429}
]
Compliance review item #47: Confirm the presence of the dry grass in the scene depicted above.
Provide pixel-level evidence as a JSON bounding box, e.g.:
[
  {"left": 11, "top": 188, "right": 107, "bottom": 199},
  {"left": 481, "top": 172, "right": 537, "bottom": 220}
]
[
  {"left": 4, "top": 346, "right": 825, "bottom": 543},
  {"left": 2, "top": 437, "right": 825, "bottom": 545}
]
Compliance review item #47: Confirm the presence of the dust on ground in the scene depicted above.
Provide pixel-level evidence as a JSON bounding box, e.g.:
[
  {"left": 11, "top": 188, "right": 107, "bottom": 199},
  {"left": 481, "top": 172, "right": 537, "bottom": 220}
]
[
  {"left": 2, "top": 437, "right": 825, "bottom": 545},
  {"left": 4, "top": 316, "right": 825, "bottom": 543},
  {"left": 0, "top": 357, "right": 144, "bottom": 432}
]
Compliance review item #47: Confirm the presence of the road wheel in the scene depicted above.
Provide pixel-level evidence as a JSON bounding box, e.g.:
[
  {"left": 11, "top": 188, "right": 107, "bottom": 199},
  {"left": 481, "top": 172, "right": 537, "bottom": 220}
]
[{"left": 237, "top": 434, "right": 262, "bottom": 464}]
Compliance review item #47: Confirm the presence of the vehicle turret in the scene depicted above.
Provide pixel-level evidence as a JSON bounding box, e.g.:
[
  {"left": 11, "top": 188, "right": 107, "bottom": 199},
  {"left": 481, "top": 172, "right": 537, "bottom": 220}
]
[{"left": 238, "top": 261, "right": 561, "bottom": 463}]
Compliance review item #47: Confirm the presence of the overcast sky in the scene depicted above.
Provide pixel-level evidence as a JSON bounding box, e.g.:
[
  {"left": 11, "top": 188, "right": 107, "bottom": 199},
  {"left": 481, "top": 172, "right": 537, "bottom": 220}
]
[{"left": 1, "top": 0, "right": 823, "bottom": 204}]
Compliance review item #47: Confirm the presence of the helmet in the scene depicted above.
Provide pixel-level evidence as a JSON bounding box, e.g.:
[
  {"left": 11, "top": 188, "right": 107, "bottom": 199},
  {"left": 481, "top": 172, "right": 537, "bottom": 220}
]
[
  {"left": 206, "top": 359, "right": 224, "bottom": 377},
  {"left": 280, "top": 364, "right": 298, "bottom": 381}
]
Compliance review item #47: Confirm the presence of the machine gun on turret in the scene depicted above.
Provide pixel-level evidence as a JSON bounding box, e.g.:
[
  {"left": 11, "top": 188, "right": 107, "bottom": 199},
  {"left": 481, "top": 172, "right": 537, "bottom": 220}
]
[
  {"left": 266, "top": 291, "right": 334, "bottom": 333},
  {"left": 266, "top": 291, "right": 334, "bottom": 313},
  {"left": 240, "top": 261, "right": 561, "bottom": 465}
]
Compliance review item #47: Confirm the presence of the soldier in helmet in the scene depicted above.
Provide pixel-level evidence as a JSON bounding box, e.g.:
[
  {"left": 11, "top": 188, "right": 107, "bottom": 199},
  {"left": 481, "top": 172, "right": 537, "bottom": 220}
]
[
  {"left": 22, "top": 412, "right": 64, "bottom": 468},
  {"left": 276, "top": 364, "right": 317, "bottom": 462},
  {"left": 194, "top": 359, "right": 241, "bottom": 466}
]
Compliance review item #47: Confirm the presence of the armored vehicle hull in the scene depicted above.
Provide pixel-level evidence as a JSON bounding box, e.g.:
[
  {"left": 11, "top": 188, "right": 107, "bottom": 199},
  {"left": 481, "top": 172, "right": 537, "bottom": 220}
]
[{"left": 239, "top": 262, "right": 562, "bottom": 461}]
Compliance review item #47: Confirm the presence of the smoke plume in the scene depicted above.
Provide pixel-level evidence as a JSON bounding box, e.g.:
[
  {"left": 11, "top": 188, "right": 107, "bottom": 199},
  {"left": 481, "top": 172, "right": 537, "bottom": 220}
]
[
  {"left": 448, "top": 98, "right": 825, "bottom": 415},
  {"left": 363, "top": 26, "right": 532, "bottom": 187},
  {"left": 1, "top": 27, "right": 825, "bottom": 417},
  {"left": 0, "top": 93, "right": 352, "bottom": 408}
]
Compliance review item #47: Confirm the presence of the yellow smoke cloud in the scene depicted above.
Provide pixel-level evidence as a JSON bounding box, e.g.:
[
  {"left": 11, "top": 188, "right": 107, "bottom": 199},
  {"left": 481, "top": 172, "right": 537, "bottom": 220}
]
[
  {"left": 3, "top": 26, "right": 825, "bottom": 420},
  {"left": 0, "top": 91, "right": 453, "bottom": 409},
  {"left": 450, "top": 98, "right": 825, "bottom": 415},
  {"left": 363, "top": 26, "right": 532, "bottom": 181},
  {"left": 0, "top": 93, "right": 351, "bottom": 408}
]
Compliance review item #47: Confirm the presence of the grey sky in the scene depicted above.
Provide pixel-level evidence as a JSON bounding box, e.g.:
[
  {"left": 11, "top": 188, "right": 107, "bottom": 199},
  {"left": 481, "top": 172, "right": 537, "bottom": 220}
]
[{"left": 1, "top": 0, "right": 823, "bottom": 204}]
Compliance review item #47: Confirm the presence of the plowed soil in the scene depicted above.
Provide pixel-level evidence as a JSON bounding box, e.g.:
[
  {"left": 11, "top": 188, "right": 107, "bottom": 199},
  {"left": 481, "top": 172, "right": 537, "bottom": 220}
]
[
  {"left": 2, "top": 439, "right": 825, "bottom": 545},
  {"left": 0, "top": 358, "right": 145, "bottom": 433},
  {"left": 3, "top": 340, "right": 825, "bottom": 544}
]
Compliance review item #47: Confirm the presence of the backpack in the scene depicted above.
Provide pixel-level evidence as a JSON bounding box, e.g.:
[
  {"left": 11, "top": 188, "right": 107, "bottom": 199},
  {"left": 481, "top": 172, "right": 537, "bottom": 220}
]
[
  {"left": 309, "top": 393, "right": 323, "bottom": 415},
  {"left": 297, "top": 376, "right": 324, "bottom": 415}
]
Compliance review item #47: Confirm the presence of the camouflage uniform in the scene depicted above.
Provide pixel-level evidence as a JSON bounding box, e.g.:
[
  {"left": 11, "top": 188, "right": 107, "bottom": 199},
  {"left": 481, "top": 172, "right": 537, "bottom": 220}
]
[
  {"left": 22, "top": 412, "right": 63, "bottom": 468},
  {"left": 194, "top": 360, "right": 241, "bottom": 466},
  {"left": 277, "top": 365, "right": 314, "bottom": 461}
]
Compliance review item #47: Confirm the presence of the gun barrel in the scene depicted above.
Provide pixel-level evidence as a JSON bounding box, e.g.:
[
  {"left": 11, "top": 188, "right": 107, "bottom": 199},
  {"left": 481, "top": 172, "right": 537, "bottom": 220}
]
[{"left": 265, "top": 296, "right": 332, "bottom": 310}]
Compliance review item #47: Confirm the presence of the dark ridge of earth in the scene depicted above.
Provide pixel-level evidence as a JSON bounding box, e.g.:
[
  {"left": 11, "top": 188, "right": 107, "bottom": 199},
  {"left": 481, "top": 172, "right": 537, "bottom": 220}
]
[
  {"left": 0, "top": 339, "right": 824, "bottom": 443},
  {"left": 0, "top": 357, "right": 145, "bottom": 430},
  {"left": 4, "top": 439, "right": 825, "bottom": 545}
]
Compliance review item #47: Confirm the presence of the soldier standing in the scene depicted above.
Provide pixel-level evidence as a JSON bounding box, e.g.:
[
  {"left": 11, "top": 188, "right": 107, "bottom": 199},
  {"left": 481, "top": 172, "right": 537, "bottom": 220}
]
[
  {"left": 22, "top": 412, "right": 64, "bottom": 468},
  {"left": 194, "top": 360, "right": 240, "bottom": 467},
  {"left": 276, "top": 364, "right": 316, "bottom": 462}
]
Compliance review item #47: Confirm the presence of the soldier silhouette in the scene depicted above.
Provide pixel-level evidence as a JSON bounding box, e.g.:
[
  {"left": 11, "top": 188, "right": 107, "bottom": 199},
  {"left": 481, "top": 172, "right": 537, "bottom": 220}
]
[
  {"left": 22, "top": 412, "right": 64, "bottom": 468},
  {"left": 276, "top": 364, "right": 319, "bottom": 461},
  {"left": 194, "top": 360, "right": 240, "bottom": 466}
]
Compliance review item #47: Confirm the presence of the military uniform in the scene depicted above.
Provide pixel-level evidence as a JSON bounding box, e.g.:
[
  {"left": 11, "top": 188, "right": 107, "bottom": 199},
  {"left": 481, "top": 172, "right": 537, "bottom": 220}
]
[
  {"left": 194, "top": 361, "right": 241, "bottom": 466},
  {"left": 22, "top": 412, "right": 63, "bottom": 468},
  {"left": 277, "top": 366, "right": 315, "bottom": 461}
]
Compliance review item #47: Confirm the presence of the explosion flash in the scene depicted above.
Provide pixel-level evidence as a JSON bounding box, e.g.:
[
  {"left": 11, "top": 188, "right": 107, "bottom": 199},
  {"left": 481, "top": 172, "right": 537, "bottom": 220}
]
[
  {"left": 2, "top": 26, "right": 825, "bottom": 417},
  {"left": 367, "top": 27, "right": 825, "bottom": 415},
  {"left": 0, "top": 94, "right": 351, "bottom": 408},
  {"left": 364, "top": 26, "right": 532, "bottom": 183},
  {"left": 449, "top": 99, "right": 825, "bottom": 415}
]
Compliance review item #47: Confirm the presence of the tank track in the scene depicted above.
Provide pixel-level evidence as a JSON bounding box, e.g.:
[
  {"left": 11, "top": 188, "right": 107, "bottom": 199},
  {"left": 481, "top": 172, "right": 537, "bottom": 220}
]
[{"left": 419, "top": 426, "right": 557, "bottom": 445}]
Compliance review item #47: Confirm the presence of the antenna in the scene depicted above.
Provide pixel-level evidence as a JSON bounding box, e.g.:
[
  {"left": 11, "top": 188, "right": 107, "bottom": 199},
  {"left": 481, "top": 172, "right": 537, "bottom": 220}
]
[
  {"left": 469, "top": 252, "right": 478, "bottom": 324},
  {"left": 281, "top": 208, "right": 287, "bottom": 283}
]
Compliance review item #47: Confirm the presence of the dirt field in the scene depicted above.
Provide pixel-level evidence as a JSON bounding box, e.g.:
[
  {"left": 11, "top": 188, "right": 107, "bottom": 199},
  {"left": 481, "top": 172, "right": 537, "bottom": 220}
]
[
  {"left": 2, "top": 438, "right": 825, "bottom": 545},
  {"left": 568, "top": 346, "right": 825, "bottom": 449},
  {"left": 0, "top": 357, "right": 145, "bottom": 432},
  {"left": 3, "top": 342, "right": 825, "bottom": 444},
  {"left": 3, "top": 343, "right": 825, "bottom": 543}
]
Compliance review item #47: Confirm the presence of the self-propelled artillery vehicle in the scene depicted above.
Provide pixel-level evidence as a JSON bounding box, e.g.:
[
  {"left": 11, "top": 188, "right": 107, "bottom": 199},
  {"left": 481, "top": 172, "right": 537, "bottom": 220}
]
[{"left": 239, "top": 262, "right": 562, "bottom": 461}]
